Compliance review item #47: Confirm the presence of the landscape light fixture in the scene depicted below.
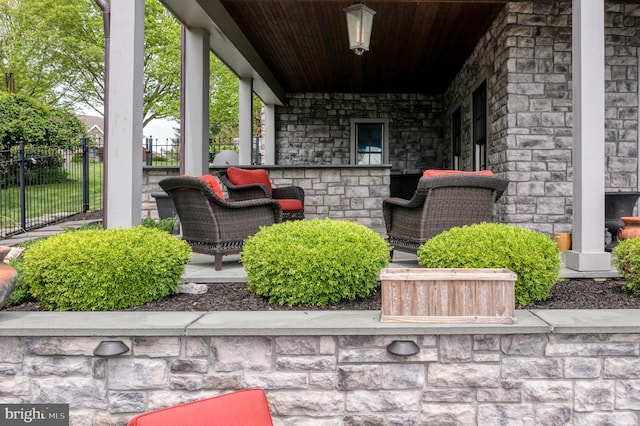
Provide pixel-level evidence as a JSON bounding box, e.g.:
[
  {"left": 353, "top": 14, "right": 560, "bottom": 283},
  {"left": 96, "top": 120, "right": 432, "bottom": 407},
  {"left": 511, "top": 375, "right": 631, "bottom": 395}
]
[
  {"left": 344, "top": 1, "right": 376, "bottom": 55},
  {"left": 93, "top": 340, "right": 130, "bottom": 357},
  {"left": 386, "top": 340, "right": 420, "bottom": 356}
]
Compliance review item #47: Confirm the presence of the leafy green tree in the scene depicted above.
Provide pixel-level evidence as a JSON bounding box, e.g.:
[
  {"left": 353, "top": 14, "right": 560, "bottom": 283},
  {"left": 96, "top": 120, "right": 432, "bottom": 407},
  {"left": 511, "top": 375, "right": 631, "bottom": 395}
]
[
  {"left": 0, "top": 94, "right": 86, "bottom": 145},
  {"left": 0, "top": 0, "right": 260, "bottom": 147},
  {"left": 0, "top": 0, "right": 181, "bottom": 125},
  {"left": 209, "top": 55, "right": 263, "bottom": 148}
]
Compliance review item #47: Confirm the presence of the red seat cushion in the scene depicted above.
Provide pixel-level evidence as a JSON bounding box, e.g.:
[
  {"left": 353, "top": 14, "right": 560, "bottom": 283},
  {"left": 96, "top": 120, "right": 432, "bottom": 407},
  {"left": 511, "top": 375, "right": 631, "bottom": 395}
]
[
  {"left": 276, "top": 199, "right": 303, "bottom": 211},
  {"left": 227, "top": 167, "right": 273, "bottom": 195},
  {"left": 422, "top": 169, "right": 494, "bottom": 178},
  {"left": 198, "top": 174, "right": 224, "bottom": 199},
  {"left": 127, "top": 388, "right": 273, "bottom": 426}
]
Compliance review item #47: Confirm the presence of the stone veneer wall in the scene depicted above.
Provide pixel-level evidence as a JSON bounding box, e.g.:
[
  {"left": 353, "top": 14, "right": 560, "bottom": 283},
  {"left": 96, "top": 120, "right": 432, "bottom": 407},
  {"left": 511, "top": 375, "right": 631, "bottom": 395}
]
[
  {"left": 444, "top": 1, "right": 640, "bottom": 234},
  {"left": 275, "top": 93, "right": 446, "bottom": 174},
  {"left": 2, "top": 332, "right": 640, "bottom": 425},
  {"left": 142, "top": 166, "right": 390, "bottom": 229}
]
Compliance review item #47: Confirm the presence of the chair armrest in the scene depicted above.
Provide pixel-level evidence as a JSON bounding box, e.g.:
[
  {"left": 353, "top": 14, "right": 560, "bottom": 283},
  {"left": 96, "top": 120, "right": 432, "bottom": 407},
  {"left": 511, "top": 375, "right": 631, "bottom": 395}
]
[
  {"left": 212, "top": 197, "right": 283, "bottom": 223},
  {"left": 272, "top": 186, "right": 305, "bottom": 203},
  {"left": 383, "top": 196, "right": 425, "bottom": 209},
  {"left": 216, "top": 171, "right": 271, "bottom": 200}
]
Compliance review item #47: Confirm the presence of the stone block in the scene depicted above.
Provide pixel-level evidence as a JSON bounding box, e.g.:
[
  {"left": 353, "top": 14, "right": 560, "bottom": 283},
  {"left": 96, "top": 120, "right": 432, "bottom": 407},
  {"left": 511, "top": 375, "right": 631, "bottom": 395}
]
[
  {"left": 427, "top": 363, "right": 500, "bottom": 387},
  {"left": 478, "top": 403, "right": 534, "bottom": 424},
  {"left": 501, "top": 358, "right": 562, "bottom": 379},
  {"left": 108, "top": 358, "right": 168, "bottom": 390},
  {"left": 211, "top": 336, "right": 272, "bottom": 371},
  {"left": 421, "top": 403, "right": 475, "bottom": 425},
  {"left": 522, "top": 381, "right": 572, "bottom": 402},
  {"left": 245, "top": 372, "right": 308, "bottom": 389},
  {"left": 575, "top": 381, "right": 615, "bottom": 411}
]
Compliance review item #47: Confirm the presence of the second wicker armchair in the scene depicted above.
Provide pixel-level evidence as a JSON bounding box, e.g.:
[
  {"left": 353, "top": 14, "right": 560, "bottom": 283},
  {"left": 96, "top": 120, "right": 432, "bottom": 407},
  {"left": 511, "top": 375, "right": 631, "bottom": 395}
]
[
  {"left": 383, "top": 172, "right": 508, "bottom": 258},
  {"left": 217, "top": 167, "right": 305, "bottom": 221}
]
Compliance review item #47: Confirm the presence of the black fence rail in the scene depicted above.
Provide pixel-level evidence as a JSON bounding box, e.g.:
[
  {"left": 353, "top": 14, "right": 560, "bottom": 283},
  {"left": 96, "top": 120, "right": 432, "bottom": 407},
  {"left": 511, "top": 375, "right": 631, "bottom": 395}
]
[
  {"left": 0, "top": 138, "right": 103, "bottom": 238},
  {"left": 144, "top": 137, "right": 240, "bottom": 166}
]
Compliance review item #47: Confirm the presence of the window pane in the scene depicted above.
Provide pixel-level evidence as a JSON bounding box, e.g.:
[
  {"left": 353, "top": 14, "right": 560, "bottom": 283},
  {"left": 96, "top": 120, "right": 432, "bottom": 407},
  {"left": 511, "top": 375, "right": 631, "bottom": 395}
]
[{"left": 356, "top": 123, "right": 383, "bottom": 165}]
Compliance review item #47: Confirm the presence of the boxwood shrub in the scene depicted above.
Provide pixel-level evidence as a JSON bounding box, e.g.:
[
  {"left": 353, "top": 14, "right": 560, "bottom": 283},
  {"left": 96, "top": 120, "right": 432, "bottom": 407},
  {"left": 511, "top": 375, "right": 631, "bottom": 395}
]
[
  {"left": 416, "top": 223, "right": 561, "bottom": 306},
  {"left": 22, "top": 226, "right": 192, "bottom": 311},
  {"left": 613, "top": 238, "right": 640, "bottom": 295},
  {"left": 241, "top": 218, "right": 391, "bottom": 307}
]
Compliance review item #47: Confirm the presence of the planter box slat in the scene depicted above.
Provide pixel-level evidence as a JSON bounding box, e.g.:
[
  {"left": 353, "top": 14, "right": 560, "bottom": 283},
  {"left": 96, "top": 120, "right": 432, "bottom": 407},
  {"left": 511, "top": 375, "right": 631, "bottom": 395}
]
[{"left": 380, "top": 268, "right": 517, "bottom": 324}]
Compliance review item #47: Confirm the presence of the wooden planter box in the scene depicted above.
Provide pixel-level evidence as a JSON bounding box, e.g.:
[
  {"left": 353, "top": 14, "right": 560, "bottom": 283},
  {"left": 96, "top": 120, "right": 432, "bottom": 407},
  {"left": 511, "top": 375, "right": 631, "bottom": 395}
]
[{"left": 380, "top": 268, "right": 517, "bottom": 324}]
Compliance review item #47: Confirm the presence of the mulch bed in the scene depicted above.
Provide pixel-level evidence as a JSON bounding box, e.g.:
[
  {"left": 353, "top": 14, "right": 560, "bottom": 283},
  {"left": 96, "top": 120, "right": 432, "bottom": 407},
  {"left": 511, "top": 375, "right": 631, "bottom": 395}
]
[{"left": 5, "top": 278, "right": 640, "bottom": 312}]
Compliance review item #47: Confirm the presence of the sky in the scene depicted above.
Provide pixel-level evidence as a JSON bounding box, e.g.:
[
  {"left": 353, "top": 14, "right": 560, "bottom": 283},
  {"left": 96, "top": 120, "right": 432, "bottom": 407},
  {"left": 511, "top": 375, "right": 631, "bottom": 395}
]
[{"left": 144, "top": 118, "right": 178, "bottom": 142}]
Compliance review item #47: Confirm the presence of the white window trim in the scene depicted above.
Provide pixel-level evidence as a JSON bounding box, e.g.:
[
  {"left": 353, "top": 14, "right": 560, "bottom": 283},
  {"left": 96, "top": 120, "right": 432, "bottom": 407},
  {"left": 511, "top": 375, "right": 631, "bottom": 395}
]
[{"left": 349, "top": 118, "right": 390, "bottom": 165}]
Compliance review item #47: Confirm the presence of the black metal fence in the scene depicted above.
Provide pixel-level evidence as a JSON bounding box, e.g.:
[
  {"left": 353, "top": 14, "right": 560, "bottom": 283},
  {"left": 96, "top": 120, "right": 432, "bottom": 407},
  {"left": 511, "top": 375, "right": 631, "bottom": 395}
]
[
  {"left": 144, "top": 137, "right": 240, "bottom": 166},
  {"left": 0, "top": 138, "right": 103, "bottom": 238}
]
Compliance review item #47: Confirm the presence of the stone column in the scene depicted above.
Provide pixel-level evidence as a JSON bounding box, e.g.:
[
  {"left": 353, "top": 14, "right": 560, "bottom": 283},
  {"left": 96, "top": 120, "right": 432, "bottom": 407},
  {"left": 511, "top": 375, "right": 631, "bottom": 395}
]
[
  {"left": 183, "top": 27, "right": 210, "bottom": 176},
  {"left": 263, "top": 104, "right": 276, "bottom": 165},
  {"left": 238, "top": 77, "right": 253, "bottom": 165},
  {"left": 106, "top": 0, "right": 144, "bottom": 228},
  {"left": 565, "top": 0, "right": 611, "bottom": 271}
]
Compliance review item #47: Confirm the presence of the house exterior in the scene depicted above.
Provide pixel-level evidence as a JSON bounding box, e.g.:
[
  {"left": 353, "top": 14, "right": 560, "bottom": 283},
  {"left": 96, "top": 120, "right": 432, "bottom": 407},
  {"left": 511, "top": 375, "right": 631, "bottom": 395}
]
[
  {"left": 106, "top": 0, "right": 634, "bottom": 272},
  {"left": 77, "top": 114, "right": 104, "bottom": 161}
]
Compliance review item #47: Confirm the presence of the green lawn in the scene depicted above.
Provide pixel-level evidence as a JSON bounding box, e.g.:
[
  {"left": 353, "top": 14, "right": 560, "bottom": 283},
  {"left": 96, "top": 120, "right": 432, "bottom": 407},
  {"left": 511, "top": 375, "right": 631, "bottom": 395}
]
[{"left": 0, "top": 162, "right": 103, "bottom": 230}]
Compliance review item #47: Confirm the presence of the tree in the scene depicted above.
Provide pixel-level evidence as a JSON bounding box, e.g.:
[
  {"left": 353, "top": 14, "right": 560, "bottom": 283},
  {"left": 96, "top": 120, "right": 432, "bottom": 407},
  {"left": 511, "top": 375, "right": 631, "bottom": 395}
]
[
  {"left": 0, "top": 0, "right": 181, "bottom": 125},
  {"left": 209, "top": 55, "right": 263, "bottom": 147},
  {"left": 0, "top": 0, "right": 259, "bottom": 146},
  {"left": 0, "top": 94, "right": 86, "bottom": 145}
]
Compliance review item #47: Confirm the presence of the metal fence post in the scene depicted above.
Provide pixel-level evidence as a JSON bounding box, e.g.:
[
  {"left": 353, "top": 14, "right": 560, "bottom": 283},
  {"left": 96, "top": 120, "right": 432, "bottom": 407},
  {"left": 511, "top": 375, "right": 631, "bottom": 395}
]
[
  {"left": 18, "top": 141, "right": 26, "bottom": 231},
  {"left": 146, "top": 136, "right": 153, "bottom": 166},
  {"left": 82, "top": 137, "right": 90, "bottom": 212}
]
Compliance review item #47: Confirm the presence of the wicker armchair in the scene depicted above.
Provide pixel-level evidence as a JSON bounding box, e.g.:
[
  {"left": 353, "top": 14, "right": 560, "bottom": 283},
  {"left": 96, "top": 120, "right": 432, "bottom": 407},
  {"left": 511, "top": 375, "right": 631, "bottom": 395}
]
[
  {"left": 217, "top": 168, "right": 305, "bottom": 221},
  {"left": 383, "top": 174, "right": 508, "bottom": 257},
  {"left": 159, "top": 176, "right": 282, "bottom": 270}
]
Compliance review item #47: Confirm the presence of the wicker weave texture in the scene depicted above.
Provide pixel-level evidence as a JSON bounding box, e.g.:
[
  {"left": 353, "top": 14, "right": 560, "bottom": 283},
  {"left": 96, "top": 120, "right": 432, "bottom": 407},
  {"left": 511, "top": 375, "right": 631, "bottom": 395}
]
[
  {"left": 217, "top": 170, "right": 305, "bottom": 220},
  {"left": 159, "top": 176, "right": 283, "bottom": 270},
  {"left": 383, "top": 174, "right": 509, "bottom": 254}
]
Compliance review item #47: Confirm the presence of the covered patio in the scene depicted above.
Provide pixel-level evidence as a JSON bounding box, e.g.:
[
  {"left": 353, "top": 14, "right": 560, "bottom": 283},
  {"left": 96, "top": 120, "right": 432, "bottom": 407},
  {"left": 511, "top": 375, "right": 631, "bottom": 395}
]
[{"left": 104, "top": 0, "right": 640, "bottom": 274}]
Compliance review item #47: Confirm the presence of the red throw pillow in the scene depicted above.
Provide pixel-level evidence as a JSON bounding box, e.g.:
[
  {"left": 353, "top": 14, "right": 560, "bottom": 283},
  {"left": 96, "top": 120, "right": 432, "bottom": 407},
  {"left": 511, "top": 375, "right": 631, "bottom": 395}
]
[
  {"left": 422, "top": 169, "right": 494, "bottom": 178},
  {"left": 227, "top": 167, "right": 273, "bottom": 195},
  {"left": 198, "top": 174, "right": 224, "bottom": 199}
]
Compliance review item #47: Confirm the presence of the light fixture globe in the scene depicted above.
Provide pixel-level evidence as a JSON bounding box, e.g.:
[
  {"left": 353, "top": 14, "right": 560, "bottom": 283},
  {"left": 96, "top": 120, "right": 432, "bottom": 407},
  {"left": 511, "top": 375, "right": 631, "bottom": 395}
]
[
  {"left": 344, "top": 2, "right": 376, "bottom": 55},
  {"left": 94, "top": 340, "right": 130, "bottom": 357},
  {"left": 387, "top": 340, "right": 420, "bottom": 356}
]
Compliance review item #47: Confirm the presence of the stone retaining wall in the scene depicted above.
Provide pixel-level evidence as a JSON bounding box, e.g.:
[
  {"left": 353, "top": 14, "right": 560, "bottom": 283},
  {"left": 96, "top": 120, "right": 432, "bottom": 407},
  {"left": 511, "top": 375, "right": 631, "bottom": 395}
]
[
  {"left": 2, "top": 332, "right": 639, "bottom": 425},
  {"left": 142, "top": 166, "right": 391, "bottom": 229}
]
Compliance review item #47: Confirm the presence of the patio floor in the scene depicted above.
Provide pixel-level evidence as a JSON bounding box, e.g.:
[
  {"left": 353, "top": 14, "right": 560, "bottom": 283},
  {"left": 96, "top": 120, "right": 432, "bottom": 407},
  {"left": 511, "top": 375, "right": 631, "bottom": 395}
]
[{"left": 0, "top": 219, "right": 621, "bottom": 282}]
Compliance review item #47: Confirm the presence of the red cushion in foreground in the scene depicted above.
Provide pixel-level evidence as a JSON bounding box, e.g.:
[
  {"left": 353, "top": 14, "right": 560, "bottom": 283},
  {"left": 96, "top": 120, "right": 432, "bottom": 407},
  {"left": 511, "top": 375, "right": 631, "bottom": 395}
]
[
  {"left": 422, "top": 169, "right": 494, "bottom": 178},
  {"left": 227, "top": 167, "right": 273, "bottom": 195},
  {"left": 127, "top": 388, "right": 273, "bottom": 426},
  {"left": 276, "top": 199, "right": 303, "bottom": 211},
  {"left": 198, "top": 174, "right": 224, "bottom": 199}
]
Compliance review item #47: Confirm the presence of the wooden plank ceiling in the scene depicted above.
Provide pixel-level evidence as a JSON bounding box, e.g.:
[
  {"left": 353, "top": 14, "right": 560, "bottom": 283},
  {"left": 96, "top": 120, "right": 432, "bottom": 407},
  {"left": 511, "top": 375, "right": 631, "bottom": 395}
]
[{"left": 218, "top": 0, "right": 507, "bottom": 94}]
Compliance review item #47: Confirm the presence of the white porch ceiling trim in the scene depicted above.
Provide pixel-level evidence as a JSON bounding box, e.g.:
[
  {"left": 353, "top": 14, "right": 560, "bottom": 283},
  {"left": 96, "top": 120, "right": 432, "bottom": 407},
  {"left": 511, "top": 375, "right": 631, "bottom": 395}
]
[{"left": 160, "top": 0, "right": 286, "bottom": 105}]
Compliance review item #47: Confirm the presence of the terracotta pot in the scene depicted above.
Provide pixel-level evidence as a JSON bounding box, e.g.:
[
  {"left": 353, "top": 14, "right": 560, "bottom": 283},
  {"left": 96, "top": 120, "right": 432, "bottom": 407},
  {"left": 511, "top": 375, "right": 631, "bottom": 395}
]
[
  {"left": 617, "top": 217, "right": 640, "bottom": 242},
  {"left": 553, "top": 233, "right": 571, "bottom": 252}
]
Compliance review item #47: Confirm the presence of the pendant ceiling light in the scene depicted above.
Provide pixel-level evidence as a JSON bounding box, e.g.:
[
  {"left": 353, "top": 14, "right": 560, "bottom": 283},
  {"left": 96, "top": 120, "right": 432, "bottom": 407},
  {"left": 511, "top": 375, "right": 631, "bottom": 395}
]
[{"left": 344, "top": 2, "right": 376, "bottom": 55}]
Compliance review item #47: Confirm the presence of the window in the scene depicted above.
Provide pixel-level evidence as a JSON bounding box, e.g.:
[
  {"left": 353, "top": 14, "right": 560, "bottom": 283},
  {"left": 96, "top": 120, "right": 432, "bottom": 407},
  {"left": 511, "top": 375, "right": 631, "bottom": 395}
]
[
  {"left": 451, "top": 107, "right": 462, "bottom": 170},
  {"left": 350, "top": 119, "right": 389, "bottom": 165},
  {"left": 472, "top": 81, "right": 487, "bottom": 170}
]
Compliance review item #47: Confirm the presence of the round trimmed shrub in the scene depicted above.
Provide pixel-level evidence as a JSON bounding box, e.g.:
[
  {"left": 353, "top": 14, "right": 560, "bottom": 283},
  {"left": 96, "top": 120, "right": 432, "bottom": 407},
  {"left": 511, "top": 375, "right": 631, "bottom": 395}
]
[
  {"left": 416, "top": 223, "right": 561, "bottom": 306},
  {"left": 613, "top": 238, "right": 640, "bottom": 295},
  {"left": 23, "top": 226, "right": 192, "bottom": 311},
  {"left": 241, "top": 218, "right": 391, "bottom": 307}
]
